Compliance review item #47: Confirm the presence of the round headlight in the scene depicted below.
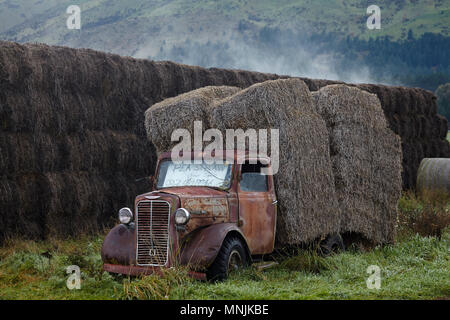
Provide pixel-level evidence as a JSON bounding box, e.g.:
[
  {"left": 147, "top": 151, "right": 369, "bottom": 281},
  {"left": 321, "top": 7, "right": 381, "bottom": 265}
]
[
  {"left": 119, "top": 207, "right": 133, "bottom": 224},
  {"left": 175, "top": 208, "right": 190, "bottom": 225}
]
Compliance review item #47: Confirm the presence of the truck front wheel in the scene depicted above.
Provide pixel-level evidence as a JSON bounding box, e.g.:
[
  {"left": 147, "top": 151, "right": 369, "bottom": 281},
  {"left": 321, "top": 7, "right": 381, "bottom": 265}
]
[{"left": 206, "top": 236, "right": 248, "bottom": 281}]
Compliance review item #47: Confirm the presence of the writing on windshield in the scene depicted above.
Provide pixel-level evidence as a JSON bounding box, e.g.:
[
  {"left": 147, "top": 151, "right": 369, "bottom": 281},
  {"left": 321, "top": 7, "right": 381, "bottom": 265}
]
[{"left": 156, "top": 161, "right": 232, "bottom": 189}]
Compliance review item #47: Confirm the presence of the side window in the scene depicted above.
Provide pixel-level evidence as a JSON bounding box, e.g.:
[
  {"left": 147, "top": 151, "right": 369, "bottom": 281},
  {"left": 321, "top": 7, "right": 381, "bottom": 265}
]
[{"left": 240, "top": 161, "right": 268, "bottom": 192}]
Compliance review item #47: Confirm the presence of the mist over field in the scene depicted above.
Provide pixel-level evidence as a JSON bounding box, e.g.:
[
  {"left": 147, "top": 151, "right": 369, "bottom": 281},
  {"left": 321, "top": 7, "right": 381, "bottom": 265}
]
[{"left": 135, "top": 32, "right": 376, "bottom": 84}]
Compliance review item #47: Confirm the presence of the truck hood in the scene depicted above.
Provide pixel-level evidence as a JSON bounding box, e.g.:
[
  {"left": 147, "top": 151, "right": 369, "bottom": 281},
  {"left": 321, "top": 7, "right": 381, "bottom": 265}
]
[{"left": 139, "top": 187, "right": 229, "bottom": 217}]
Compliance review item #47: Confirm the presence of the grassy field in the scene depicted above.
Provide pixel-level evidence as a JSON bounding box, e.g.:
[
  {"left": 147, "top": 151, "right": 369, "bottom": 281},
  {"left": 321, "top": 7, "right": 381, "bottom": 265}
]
[
  {"left": 1, "top": 193, "right": 449, "bottom": 300},
  {"left": 1, "top": 0, "right": 448, "bottom": 52}
]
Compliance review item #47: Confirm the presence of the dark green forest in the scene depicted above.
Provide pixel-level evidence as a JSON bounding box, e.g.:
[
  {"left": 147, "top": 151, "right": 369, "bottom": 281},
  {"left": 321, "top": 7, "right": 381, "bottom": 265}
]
[
  {"left": 161, "top": 28, "right": 450, "bottom": 91},
  {"left": 157, "top": 28, "right": 450, "bottom": 122}
]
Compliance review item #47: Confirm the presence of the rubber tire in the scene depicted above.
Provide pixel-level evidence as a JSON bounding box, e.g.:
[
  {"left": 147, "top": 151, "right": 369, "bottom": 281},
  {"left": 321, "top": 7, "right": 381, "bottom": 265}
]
[
  {"left": 206, "top": 236, "right": 248, "bottom": 282},
  {"left": 320, "top": 234, "right": 345, "bottom": 256}
]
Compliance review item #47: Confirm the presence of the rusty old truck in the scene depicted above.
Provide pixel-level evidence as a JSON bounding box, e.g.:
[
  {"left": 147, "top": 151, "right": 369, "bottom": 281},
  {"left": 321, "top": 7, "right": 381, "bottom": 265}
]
[{"left": 101, "top": 150, "right": 344, "bottom": 280}]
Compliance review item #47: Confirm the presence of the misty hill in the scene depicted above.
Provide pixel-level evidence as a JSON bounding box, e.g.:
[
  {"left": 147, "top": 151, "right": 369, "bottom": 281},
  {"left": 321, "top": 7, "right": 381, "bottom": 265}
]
[{"left": 1, "top": 0, "right": 449, "bottom": 89}]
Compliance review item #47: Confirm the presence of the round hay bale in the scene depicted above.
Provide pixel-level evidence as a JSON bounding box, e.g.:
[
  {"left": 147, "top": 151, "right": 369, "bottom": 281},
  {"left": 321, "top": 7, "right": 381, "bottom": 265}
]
[{"left": 417, "top": 158, "right": 450, "bottom": 194}]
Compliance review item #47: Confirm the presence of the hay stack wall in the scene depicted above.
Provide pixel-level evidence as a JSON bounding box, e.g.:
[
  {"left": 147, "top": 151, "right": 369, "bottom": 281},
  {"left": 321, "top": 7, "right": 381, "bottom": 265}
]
[
  {"left": 312, "top": 85, "right": 403, "bottom": 243},
  {"left": 146, "top": 79, "right": 340, "bottom": 245},
  {"left": 1, "top": 40, "right": 448, "bottom": 241},
  {"left": 302, "top": 80, "right": 450, "bottom": 190},
  {"left": 0, "top": 41, "right": 282, "bottom": 242}
]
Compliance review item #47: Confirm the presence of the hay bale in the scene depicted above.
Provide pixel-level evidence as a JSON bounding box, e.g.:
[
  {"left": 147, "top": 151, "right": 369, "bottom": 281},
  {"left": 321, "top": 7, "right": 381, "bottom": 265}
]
[
  {"left": 42, "top": 171, "right": 143, "bottom": 237},
  {"left": 422, "top": 91, "right": 438, "bottom": 116},
  {"left": 211, "top": 79, "right": 340, "bottom": 245},
  {"left": 312, "top": 85, "right": 403, "bottom": 243},
  {"left": 436, "top": 115, "right": 448, "bottom": 139},
  {"left": 439, "top": 140, "right": 450, "bottom": 157},
  {"left": 0, "top": 174, "right": 48, "bottom": 240},
  {"left": 145, "top": 79, "right": 340, "bottom": 245},
  {"left": 145, "top": 86, "right": 241, "bottom": 153},
  {"left": 417, "top": 158, "right": 450, "bottom": 194}
]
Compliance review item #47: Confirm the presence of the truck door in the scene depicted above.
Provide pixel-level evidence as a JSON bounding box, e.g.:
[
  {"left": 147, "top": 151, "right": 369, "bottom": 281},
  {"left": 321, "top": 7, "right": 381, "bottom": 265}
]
[{"left": 238, "top": 159, "right": 277, "bottom": 255}]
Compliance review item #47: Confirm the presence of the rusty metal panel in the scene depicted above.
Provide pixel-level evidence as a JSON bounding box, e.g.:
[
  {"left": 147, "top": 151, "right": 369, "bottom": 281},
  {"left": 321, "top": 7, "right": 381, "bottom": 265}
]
[
  {"left": 183, "top": 197, "right": 228, "bottom": 217},
  {"left": 237, "top": 158, "right": 277, "bottom": 255},
  {"left": 103, "top": 263, "right": 206, "bottom": 280},
  {"left": 179, "top": 223, "right": 248, "bottom": 269}
]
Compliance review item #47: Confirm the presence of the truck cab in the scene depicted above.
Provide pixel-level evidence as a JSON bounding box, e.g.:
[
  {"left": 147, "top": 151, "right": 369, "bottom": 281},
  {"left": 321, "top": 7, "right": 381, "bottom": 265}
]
[{"left": 101, "top": 150, "right": 277, "bottom": 280}]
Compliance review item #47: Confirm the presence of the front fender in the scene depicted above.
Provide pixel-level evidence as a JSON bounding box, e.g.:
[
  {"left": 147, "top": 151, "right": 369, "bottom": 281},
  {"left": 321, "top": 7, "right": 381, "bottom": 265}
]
[
  {"left": 101, "top": 224, "right": 135, "bottom": 265},
  {"left": 179, "top": 223, "right": 250, "bottom": 269}
]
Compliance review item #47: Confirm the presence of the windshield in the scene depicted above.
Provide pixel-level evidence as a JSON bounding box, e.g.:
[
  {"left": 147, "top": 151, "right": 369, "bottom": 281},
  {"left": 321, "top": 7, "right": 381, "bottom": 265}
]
[{"left": 156, "top": 160, "right": 233, "bottom": 189}]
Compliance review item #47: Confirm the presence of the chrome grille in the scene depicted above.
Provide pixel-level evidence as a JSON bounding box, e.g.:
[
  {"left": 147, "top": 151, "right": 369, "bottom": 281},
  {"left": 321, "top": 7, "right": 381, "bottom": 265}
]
[{"left": 136, "top": 200, "right": 171, "bottom": 266}]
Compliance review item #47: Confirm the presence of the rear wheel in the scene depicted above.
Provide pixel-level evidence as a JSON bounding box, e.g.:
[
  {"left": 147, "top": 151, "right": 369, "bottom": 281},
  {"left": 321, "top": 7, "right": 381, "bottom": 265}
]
[
  {"left": 320, "top": 233, "right": 345, "bottom": 256},
  {"left": 206, "top": 236, "right": 248, "bottom": 281}
]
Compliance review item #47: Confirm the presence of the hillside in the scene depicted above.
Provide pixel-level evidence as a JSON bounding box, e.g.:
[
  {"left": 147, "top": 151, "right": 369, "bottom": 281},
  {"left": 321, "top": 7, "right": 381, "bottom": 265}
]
[
  {"left": 1, "top": 0, "right": 449, "bottom": 55},
  {"left": 1, "top": 0, "right": 449, "bottom": 91}
]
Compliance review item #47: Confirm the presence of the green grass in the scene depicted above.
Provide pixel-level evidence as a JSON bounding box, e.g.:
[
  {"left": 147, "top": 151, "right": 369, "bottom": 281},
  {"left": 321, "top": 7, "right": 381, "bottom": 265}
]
[
  {"left": 1, "top": 0, "right": 449, "bottom": 46},
  {"left": 1, "top": 194, "right": 449, "bottom": 300},
  {"left": 447, "top": 131, "right": 450, "bottom": 142}
]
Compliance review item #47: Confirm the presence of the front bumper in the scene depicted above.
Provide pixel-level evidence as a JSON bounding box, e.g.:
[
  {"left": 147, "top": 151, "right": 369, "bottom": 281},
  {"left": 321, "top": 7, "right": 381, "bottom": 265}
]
[{"left": 103, "top": 263, "right": 206, "bottom": 280}]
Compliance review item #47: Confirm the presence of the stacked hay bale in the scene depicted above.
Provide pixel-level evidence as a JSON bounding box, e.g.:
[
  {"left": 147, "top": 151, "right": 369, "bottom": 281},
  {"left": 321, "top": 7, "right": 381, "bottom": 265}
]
[
  {"left": 148, "top": 79, "right": 373, "bottom": 245},
  {"left": 145, "top": 86, "right": 242, "bottom": 152},
  {"left": 312, "top": 85, "right": 403, "bottom": 243},
  {"left": 353, "top": 85, "right": 449, "bottom": 190},
  {"left": 211, "top": 79, "right": 340, "bottom": 245},
  {"left": 302, "top": 80, "right": 450, "bottom": 190},
  {"left": 1, "top": 39, "right": 446, "bottom": 242},
  {"left": 0, "top": 41, "right": 282, "bottom": 241}
]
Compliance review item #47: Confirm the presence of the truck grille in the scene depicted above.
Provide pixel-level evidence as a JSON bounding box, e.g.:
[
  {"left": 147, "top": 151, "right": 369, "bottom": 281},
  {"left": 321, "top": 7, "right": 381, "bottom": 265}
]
[{"left": 136, "top": 200, "right": 171, "bottom": 266}]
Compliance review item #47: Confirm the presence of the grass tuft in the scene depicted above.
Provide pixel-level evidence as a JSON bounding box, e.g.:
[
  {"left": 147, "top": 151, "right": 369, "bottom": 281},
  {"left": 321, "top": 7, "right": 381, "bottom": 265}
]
[
  {"left": 398, "top": 190, "right": 450, "bottom": 239},
  {"left": 279, "top": 249, "right": 336, "bottom": 274},
  {"left": 123, "top": 267, "right": 193, "bottom": 300}
]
